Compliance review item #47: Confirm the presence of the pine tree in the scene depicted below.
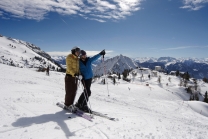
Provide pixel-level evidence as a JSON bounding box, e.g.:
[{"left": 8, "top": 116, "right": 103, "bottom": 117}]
[
  {"left": 195, "top": 94, "right": 199, "bottom": 101},
  {"left": 118, "top": 73, "right": 121, "bottom": 79},
  {"left": 184, "top": 79, "right": 187, "bottom": 87},
  {"left": 194, "top": 79, "right": 198, "bottom": 91},
  {"left": 189, "top": 95, "right": 192, "bottom": 101},
  {"left": 204, "top": 91, "right": 208, "bottom": 103},
  {"left": 176, "top": 70, "right": 179, "bottom": 76},
  {"left": 158, "top": 75, "right": 161, "bottom": 83},
  {"left": 122, "top": 69, "right": 128, "bottom": 79},
  {"left": 168, "top": 77, "right": 171, "bottom": 82},
  {"left": 184, "top": 71, "right": 190, "bottom": 81},
  {"left": 203, "top": 77, "right": 208, "bottom": 83},
  {"left": 113, "top": 78, "right": 116, "bottom": 85}
]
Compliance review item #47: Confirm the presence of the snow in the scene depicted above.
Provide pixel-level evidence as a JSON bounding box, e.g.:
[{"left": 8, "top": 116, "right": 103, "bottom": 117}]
[
  {"left": 0, "top": 35, "right": 58, "bottom": 69},
  {"left": 0, "top": 63, "right": 208, "bottom": 139},
  {"left": 188, "top": 101, "right": 208, "bottom": 117}
]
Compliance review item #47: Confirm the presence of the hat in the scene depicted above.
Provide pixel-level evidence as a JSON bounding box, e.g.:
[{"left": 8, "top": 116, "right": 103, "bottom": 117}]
[
  {"left": 71, "top": 46, "right": 80, "bottom": 51},
  {"left": 71, "top": 46, "right": 80, "bottom": 54},
  {"left": 80, "top": 50, "right": 86, "bottom": 56}
]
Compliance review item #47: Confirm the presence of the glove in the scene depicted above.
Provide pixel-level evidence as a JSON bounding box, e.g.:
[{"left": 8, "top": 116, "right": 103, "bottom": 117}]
[
  {"left": 78, "top": 75, "right": 83, "bottom": 80},
  {"left": 99, "top": 50, "right": 106, "bottom": 56},
  {"left": 74, "top": 73, "right": 78, "bottom": 77}
]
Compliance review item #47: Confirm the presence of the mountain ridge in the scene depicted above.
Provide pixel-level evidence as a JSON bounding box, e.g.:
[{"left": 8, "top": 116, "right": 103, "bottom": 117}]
[{"left": 0, "top": 34, "right": 60, "bottom": 70}]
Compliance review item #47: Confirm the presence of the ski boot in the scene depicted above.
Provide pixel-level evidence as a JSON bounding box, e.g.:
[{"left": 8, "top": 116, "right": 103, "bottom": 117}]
[{"left": 81, "top": 105, "right": 92, "bottom": 114}]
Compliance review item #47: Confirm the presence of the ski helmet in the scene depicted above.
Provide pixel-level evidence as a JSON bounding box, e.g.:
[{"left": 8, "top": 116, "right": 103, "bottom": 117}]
[
  {"left": 71, "top": 46, "right": 80, "bottom": 54},
  {"left": 80, "top": 50, "right": 86, "bottom": 56}
]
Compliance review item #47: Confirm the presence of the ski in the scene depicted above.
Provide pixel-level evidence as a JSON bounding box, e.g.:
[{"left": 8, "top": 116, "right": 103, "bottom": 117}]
[
  {"left": 56, "top": 102, "right": 92, "bottom": 121},
  {"left": 91, "top": 111, "right": 115, "bottom": 121},
  {"left": 73, "top": 105, "right": 115, "bottom": 121}
]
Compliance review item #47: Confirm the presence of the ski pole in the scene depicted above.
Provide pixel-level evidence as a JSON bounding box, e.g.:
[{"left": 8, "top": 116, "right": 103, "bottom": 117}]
[
  {"left": 102, "top": 55, "right": 110, "bottom": 97},
  {"left": 70, "top": 77, "right": 81, "bottom": 112}
]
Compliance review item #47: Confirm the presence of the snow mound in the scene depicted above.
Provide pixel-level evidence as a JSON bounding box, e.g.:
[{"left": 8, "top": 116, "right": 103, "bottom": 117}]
[{"left": 188, "top": 101, "right": 208, "bottom": 117}]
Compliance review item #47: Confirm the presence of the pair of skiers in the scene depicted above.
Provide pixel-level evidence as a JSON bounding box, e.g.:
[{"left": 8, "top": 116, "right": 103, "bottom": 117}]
[{"left": 64, "top": 46, "right": 105, "bottom": 112}]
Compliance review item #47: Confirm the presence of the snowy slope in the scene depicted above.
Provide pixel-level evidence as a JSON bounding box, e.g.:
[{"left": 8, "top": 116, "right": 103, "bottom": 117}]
[
  {"left": 0, "top": 35, "right": 59, "bottom": 70},
  {"left": 93, "top": 54, "right": 138, "bottom": 76},
  {"left": 1, "top": 63, "right": 208, "bottom": 139}
]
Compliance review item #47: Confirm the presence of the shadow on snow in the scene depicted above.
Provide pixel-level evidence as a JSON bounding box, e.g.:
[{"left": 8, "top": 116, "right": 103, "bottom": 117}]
[{"left": 12, "top": 110, "right": 76, "bottom": 137}]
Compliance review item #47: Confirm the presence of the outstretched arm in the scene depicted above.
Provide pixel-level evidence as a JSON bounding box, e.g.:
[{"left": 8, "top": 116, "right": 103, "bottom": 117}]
[
  {"left": 89, "top": 53, "right": 101, "bottom": 63},
  {"left": 89, "top": 50, "right": 105, "bottom": 63}
]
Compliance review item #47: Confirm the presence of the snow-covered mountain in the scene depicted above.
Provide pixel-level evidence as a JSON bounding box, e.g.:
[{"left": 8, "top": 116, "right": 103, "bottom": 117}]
[
  {"left": 134, "top": 57, "right": 208, "bottom": 64},
  {"left": 0, "top": 34, "right": 60, "bottom": 70},
  {"left": 157, "top": 57, "right": 177, "bottom": 63},
  {"left": 93, "top": 54, "right": 138, "bottom": 76},
  {"left": 135, "top": 57, "right": 208, "bottom": 79},
  {"left": 134, "top": 57, "right": 158, "bottom": 63},
  {"left": 51, "top": 56, "right": 67, "bottom": 69}
]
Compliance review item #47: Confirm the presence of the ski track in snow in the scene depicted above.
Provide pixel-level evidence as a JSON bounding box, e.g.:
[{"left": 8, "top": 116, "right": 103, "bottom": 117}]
[{"left": 0, "top": 63, "right": 208, "bottom": 139}]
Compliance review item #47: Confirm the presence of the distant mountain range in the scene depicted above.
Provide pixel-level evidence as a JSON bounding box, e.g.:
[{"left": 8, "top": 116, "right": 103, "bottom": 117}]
[
  {"left": 134, "top": 57, "right": 208, "bottom": 79},
  {"left": 134, "top": 57, "right": 208, "bottom": 64},
  {"left": 52, "top": 55, "right": 208, "bottom": 79}
]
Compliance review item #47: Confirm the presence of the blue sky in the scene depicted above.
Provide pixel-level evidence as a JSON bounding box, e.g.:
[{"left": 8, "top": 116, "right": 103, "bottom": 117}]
[{"left": 0, "top": 0, "right": 208, "bottom": 58}]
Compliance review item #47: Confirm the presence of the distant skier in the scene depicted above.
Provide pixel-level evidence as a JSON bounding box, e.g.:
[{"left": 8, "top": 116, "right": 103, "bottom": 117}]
[
  {"left": 64, "top": 46, "right": 81, "bottom": 107},
  {"left": 75, "top": 49, "right": 106, "bottom": 112},
  {"left": 148, "top": 74, "right": 150, "bottom": 80},
  {"left": 113, "top": 77, "right": 116, "bottom": 85},
  {"left": 46, "top": 66, "right": 49, "bottom": 76}
]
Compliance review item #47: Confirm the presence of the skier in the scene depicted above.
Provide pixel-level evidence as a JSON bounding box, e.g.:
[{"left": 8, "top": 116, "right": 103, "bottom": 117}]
[
  {"left": 148, "top": 74, "right": 150, "bottom": 80},
  {"left": 46, "top": 66, "right": 49, "bottom": 76},
  {"left": 75, "top": 49, "right": 106, "bottom": 112},
  {"left": 64, "top": 46, "right": 81, "bottom": 107},
  {"left": 113, "top": 77, "right": 116, "bottom": 85}
]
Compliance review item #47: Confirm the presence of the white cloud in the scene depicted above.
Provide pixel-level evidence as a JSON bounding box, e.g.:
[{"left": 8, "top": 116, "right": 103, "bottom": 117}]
[
  {"left": 0, "top": 0, "right": 143, "bottom": 21},
  {"left": 89, "top": 18, "right": 106, "bottom": 22},
  {"left": 161, "top": 46, "right": 208, "bottom": 50},
  {"left": 181, "top": 0, "right": 208, "bottom": 10}
]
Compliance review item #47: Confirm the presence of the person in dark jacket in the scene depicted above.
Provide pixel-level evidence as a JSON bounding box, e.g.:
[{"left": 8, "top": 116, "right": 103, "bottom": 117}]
[
  {"left": 75, "top": 49, "right": 105, "bottom": 112},
  {"left": 46, "top": 66, "right": 49, "bottom": 76}
]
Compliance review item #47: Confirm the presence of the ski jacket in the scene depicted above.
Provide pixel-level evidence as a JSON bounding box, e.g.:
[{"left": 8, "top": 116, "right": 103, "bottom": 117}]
[
  {"left": 79, "top": 54, "right": 101, "bottom": 80},
  {"left": 66, "top": 54, "right": 79, "bottom": 77}
]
